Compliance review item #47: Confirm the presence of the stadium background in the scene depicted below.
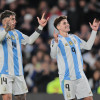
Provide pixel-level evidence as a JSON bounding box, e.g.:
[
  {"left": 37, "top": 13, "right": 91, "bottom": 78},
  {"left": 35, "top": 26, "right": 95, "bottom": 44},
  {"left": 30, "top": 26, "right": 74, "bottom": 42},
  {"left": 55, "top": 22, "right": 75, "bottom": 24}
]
[{"left": 0, "top": 0, "right": 100, "bottom": 100}]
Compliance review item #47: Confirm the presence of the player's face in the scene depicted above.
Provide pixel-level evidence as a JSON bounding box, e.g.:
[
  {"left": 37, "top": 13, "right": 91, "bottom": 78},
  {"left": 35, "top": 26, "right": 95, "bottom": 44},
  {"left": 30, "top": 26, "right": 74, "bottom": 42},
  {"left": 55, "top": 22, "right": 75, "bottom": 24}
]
[
  {"left": 9, "top": 15, "right": 16, "bottom": 30},
  {"left": 58, "top": 19, "right": 70, "bottom": 32},
  {"left": 3, "top": 15, "right": 16, "bottom": 30}
]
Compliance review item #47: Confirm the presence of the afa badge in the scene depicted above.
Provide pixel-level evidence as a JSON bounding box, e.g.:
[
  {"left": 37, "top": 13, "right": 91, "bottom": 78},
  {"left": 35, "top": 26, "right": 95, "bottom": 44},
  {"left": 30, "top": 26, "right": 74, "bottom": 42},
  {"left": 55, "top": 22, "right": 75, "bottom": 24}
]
[
  {"left": 11, "top": 35, "right": 15, "bottom": 40},
  {"left": 69, "top": 41, "right": 73, "bottom": 45}
]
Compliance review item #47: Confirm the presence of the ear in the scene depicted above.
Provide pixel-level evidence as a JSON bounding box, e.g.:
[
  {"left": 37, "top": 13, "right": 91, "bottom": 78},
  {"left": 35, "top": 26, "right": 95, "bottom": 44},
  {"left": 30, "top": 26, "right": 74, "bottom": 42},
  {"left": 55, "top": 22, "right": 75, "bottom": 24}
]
[
  {"left": 57, "top": 24, "right": 60, "bottom": 30},
  {"left": 2, "top": 19, "right": 6, "bottom": 25}
]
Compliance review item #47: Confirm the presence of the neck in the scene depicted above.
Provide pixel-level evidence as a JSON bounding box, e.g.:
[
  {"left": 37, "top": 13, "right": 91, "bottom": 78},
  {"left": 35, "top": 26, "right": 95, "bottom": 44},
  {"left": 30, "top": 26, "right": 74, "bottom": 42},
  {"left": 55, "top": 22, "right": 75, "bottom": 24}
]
[{"left": 59, "top": 30, "right": 69, "bottom": 37}]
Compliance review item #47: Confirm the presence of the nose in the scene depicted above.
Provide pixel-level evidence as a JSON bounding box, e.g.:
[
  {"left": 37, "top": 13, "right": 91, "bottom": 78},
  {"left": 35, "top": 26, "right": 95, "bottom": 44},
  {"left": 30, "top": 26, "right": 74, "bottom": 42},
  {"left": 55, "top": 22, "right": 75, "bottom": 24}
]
[
  {"left": 14, "top": 20, "right": 16, "bottom": 24},
  {"left": 66, "top": 24, "right": 69, "bottom": 27}
]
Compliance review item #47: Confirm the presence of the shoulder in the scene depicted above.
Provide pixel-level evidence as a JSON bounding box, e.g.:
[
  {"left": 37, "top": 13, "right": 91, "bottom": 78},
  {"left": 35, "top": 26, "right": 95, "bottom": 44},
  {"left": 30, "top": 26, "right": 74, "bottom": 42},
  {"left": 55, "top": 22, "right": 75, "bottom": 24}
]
[
  {"left": 69, "top": 34, "right": 77, "bottom": 38},
  {"left": 15, "top": 29, "right": 22, "bottom": 34},
  {"left": 14, "top": 29, "right": 23, "bottom": 37},
  {"left": 69, "top": 34, "right": 80, "bottom": 40},
  {"left": 0, "top": 27, "right": 5, "bottom": 32}
]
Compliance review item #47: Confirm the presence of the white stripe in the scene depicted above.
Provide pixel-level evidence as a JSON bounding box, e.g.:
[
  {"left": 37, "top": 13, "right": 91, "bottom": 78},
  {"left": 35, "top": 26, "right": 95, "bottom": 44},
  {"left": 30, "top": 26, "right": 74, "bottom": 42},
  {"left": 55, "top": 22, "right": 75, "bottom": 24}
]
[
  {"left": 57, "top": 47, "right": 65, "bottom": 82},
  {"left": 0, "top": 44, "right": 4, "bottom": 72},
  {"left": 62, "top": 37, "right": 76, "bottom": 80},
  {"left": 71, "top": 37, "right": 84, "bottom": 76},
  {"left": 13, "top": 31, "right": 23, "bottom": 75},
  {"left": 6, "top": 34, "right": 14, "bottom": 75}
]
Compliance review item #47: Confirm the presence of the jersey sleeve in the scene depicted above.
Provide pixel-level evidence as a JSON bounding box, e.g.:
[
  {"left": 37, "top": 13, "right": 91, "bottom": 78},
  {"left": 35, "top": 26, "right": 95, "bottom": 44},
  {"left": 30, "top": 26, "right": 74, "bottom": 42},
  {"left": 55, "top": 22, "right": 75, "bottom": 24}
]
[
  {"left": 50, "top": 39, "right": 58, "bottom": 59},
  {"left": 74, "top": 30, "right": 97, "bottom": 50},
  {"left": 17, "top": 25, "right": 43, "bottom": 45}
]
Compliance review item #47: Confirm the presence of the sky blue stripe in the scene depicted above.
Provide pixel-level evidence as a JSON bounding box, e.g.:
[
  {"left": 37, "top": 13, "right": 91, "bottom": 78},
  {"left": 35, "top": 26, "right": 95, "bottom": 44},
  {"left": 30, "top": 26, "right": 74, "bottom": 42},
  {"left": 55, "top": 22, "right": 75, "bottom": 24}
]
[
  {"left": 74, "top": 36, "right": 83, "bottom": 68},
  {"left": 9, "top": 31, "right": 19, "bottom": 75},
  {"left": 65, "top": 37, "right": 81, "bottom": 79},
  {"left": 16, "top": 30, "right": 24, "bottom": 74},
  {"left": 1, "top": 38, "right": 8, "bottom": 74},
  {"left": 58, "top": 40, "right": 70, "bottom": 80},
  {"left": 61, "top": 80, "right": 65, "bottom": 98}
]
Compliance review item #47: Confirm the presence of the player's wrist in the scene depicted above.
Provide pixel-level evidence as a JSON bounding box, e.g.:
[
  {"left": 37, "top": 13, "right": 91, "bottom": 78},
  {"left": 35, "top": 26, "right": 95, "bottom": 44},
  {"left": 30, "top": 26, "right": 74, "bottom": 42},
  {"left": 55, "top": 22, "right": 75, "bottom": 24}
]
[
  {"left": 92, "top": 30, "right": 97, "bottom": 33},
  {"left": 38, "top": 25, "right": 43, "bottom": 30},
  {"left": 36, "top": 25, "right": 43, "bottom": 34}
]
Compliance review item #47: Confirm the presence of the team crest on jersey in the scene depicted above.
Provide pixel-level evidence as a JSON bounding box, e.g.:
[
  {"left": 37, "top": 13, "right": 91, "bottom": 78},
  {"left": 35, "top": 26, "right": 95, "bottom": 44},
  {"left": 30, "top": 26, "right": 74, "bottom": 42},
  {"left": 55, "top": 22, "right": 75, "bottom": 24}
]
[
  {"left": 7, "top": 36, "right": 11, "bottom": 39},
  {"left": 11, "top": 35, "right": 15, "bottom": 40},
  {"left": 65, "top": 43, "right": 68, "bottom": 46},
  {"left": 69, "top": 41, "right": 73, "bottom": 45}
]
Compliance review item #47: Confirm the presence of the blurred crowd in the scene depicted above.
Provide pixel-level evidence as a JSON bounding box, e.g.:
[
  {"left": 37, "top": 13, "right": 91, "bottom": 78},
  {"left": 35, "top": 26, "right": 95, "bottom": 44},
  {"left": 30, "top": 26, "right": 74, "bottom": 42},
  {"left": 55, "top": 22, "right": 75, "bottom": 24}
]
[{"left": 0, "top": 0, "right": 100, "bottom": 94}]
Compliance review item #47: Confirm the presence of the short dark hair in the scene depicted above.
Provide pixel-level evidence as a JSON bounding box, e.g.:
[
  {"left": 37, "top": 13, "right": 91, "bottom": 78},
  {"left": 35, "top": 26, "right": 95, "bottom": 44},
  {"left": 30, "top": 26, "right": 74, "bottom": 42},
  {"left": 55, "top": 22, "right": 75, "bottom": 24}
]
[
  {"left": 0, "top": 10, "right": 16, "bottom": 22},
  {"left": 54, "top": 16, "right": 67, "bottom": 29}
]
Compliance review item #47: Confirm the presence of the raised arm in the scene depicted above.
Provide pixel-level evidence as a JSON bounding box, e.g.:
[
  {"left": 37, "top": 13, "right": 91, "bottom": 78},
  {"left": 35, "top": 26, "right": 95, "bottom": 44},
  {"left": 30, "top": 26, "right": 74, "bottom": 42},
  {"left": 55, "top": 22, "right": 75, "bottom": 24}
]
[
  {"left": 21, "top": 12, "right": 49, "bottom": 45},
  {"left": 80, "top": 19, "right": 100, "bottom": 50},
  {"left": 0, "top": 18, "right": 12, "bottom": 42}
]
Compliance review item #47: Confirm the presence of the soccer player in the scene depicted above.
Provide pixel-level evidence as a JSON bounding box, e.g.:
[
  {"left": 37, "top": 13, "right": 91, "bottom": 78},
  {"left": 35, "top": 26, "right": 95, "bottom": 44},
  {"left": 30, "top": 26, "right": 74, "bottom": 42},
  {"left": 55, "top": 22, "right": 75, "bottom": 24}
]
[
  {"left": 50, "top": 16, "right": 100, "bottom": 100},
  {"left": 0, "top": 10, "right": 49, "bottom": 100}
]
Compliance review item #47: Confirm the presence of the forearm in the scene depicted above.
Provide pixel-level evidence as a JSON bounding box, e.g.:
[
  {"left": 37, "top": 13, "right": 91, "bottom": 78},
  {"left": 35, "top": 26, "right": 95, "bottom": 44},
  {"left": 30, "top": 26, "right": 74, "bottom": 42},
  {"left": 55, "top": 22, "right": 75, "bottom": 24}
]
[
  {"left": 50, "top": 40, "right": 58, "bottom": 59},
  {"left": 28, "top": 25, "right": 43, "bottom": 44},
  {"left": 81, "top": 30, "right": 97, "bottom": 50}
]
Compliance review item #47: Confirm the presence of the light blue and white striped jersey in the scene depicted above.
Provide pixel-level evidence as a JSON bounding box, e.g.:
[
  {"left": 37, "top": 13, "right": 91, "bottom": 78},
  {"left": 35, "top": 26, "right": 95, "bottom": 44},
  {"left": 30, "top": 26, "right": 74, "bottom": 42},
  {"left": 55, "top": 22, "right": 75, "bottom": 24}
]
[
  {"left": 50, "top": 30, "right": 97, "bottom": 81},
  {"left": 0, "top": 26, "right": 42, "bottom": 76}
]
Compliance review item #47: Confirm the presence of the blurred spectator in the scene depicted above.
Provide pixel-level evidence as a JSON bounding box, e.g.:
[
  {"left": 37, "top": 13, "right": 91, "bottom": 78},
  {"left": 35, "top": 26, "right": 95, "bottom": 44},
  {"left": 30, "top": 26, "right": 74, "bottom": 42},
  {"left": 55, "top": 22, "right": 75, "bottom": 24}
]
[
  {"left": 89, "top": 70, "right": 100, "bottom": 93},
  {"left": 20, "top": 13, "right": 36, "bottom": 36},
  {"left": 33, "top": 61, "right": 55, "bottom": 93},
  {"left": 78, "top": 0, "right": 88, "bottom": 24},
  {"left": 37, "top": 0, "right": 49, "bottom": 16},
  {"left": 47, "top": 77, "right": 62, "bottom": 94},
  {"left": 57, "top": 0, "right": 68, "bottom": 15},
  {"left": 47, "top": 6, "right": 62, "bottom": 37},
  {"left": 79, "top": 24, "right": 90, "bottom": 40},
  {"left": 67, "top": 0, "right": 80, "bottom": 33},
  {"left": 0, "top": 0, "right": 6, "bottom": 12}
]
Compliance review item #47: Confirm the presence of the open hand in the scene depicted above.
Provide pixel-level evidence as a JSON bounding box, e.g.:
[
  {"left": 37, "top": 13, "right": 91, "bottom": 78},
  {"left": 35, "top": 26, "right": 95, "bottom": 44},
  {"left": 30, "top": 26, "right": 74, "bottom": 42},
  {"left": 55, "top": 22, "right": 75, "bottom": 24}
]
[
  {"left": 37, "top": 12, "right": 49, "bottom": 27},
  {"left": 89, "top": 18, "right": 100, "bottom": 31}
]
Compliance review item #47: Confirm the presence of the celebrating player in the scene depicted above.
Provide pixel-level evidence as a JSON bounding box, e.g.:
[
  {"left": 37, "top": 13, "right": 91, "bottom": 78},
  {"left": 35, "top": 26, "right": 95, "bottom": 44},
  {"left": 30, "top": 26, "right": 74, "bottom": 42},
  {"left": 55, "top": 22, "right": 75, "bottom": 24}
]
[
  {"left": 50, "top": 16, "right": 100, "bottom": 100},
  {"left": 0, "top": 10, "right": 49, "bottom": 100}
]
